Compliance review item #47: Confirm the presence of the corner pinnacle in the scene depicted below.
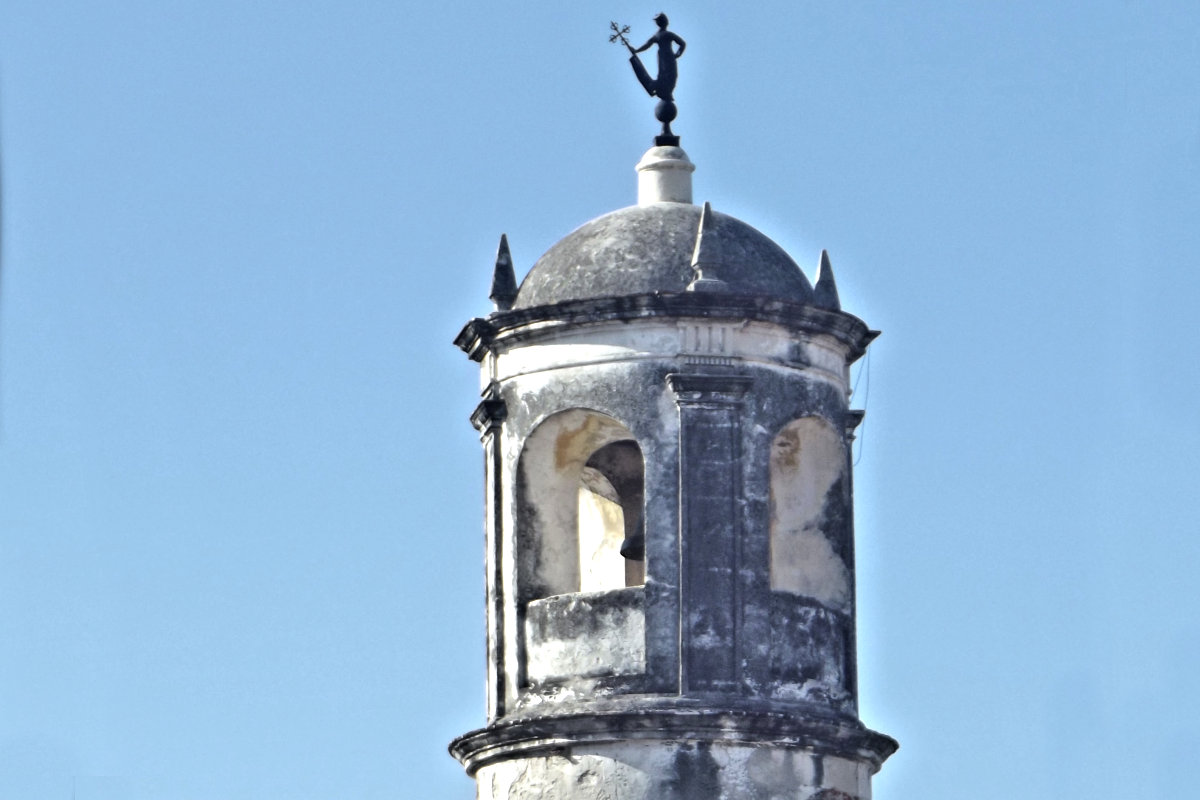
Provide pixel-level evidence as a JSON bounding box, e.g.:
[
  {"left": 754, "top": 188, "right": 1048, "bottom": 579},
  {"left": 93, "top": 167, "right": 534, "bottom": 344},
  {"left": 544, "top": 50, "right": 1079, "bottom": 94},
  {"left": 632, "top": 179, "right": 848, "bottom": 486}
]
[
  {"left": 687, "top": 202, "right": 727, "bottom": 292},
  {"left": 813, "top": 249, "right": 841, "bottom": 310},
  {"left": 489, "top": 234, "right": 518, "bottom": 311}
]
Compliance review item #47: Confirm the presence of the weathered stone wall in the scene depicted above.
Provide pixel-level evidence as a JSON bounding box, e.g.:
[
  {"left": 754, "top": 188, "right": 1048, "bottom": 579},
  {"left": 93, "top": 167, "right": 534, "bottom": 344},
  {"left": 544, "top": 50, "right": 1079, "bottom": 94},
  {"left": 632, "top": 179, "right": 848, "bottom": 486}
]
[
  {"left": 453, "top": 294, "right": 894, "bottom": 798},
  {"left": 526, "top": 587, "right": 646, "bottom": 684},
  {"left": 473, "top": 314, "right": 863, "bottom": 718},
  {"left": 475, "top": 741, "right": 873, "bottom": 800}
]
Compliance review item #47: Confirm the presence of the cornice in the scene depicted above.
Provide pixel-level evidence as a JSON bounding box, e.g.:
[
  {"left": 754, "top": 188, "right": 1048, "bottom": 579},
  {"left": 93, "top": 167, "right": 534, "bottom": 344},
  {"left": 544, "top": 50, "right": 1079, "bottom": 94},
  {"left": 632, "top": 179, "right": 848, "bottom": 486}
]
[
  {"left": 454, "top": 293, "right": 879, "bottom": 364},
  {"left": 450, "top": 705, "right": 898, "bottom": 776}
]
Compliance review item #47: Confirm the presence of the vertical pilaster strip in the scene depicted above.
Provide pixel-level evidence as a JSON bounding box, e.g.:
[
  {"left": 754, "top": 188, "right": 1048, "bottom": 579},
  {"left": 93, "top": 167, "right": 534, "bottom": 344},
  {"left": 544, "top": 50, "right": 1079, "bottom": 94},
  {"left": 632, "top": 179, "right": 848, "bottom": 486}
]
[
  {"left": 668, "top": 373, "right": 752, "bottom": 693},
  {"left": 643, "top": 436, "right": 682, "bottom": 694},
  {"left": 842, "top": 409, "right": 865, "bottom": 706},
  {"left": 471, "top": 383, "right": 508, "bottom": 720}
]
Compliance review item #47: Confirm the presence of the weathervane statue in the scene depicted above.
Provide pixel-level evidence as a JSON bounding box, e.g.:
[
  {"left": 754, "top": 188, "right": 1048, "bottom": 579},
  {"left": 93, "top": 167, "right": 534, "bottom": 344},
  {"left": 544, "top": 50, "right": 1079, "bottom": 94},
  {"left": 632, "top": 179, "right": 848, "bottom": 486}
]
[{"left": 610, "top": 14, "right": 687, "bottom": 146}]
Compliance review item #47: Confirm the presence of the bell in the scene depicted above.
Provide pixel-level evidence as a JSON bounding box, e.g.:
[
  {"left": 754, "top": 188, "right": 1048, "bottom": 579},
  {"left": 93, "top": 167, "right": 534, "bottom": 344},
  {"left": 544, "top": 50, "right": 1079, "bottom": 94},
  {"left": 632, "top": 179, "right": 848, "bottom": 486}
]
[{"left": 619, "top": 513, "right": 645, "bottom": 560}]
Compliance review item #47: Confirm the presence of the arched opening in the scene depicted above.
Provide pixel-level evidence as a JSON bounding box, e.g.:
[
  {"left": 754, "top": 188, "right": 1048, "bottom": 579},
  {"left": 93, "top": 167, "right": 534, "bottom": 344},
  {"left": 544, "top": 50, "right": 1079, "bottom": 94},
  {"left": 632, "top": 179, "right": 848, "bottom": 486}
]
[
  {"left": 519, "top": 411, "right": 649, "bottom": 686},
  {"left": 768, "top": 416, "right": 851, "bottom": 612},
  {"left": 517, "top": 410, "right": 646, "bottom": 601}
]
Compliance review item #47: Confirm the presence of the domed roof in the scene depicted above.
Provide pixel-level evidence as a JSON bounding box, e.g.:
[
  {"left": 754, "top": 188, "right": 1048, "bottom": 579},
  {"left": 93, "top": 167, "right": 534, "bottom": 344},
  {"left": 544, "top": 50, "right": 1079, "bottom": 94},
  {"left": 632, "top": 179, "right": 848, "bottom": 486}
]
[{"left": 512, "top": 203, "right": 814, "bottom": 310}]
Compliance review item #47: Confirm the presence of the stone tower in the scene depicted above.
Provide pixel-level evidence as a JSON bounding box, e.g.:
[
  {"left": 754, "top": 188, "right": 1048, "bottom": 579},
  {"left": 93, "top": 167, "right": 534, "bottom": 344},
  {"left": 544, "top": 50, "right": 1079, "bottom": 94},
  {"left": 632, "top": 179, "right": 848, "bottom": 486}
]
[{"left": 451, "top": 145, "right": 897, "bottom": 799}]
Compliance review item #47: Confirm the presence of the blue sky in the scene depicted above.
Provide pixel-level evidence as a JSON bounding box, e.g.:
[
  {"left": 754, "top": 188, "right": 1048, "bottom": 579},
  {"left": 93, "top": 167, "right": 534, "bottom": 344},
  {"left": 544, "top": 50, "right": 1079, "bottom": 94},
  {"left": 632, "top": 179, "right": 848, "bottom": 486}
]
[{"left": 0, "top": 2, "right": 1197, "bottom": 798}]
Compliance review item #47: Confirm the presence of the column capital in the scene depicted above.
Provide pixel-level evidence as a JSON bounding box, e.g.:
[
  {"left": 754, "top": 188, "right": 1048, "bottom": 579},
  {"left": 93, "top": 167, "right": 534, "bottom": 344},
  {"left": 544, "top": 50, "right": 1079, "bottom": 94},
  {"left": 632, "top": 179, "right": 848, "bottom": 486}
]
[
  {"left": 667, "top": 373, "right": 752, "bottom": 404},
  {"left": 471, "top": 383, "right": 508, "bottom": 437},
  {"left": 845, "top": 409, "right": 866, "bottom": 440}
]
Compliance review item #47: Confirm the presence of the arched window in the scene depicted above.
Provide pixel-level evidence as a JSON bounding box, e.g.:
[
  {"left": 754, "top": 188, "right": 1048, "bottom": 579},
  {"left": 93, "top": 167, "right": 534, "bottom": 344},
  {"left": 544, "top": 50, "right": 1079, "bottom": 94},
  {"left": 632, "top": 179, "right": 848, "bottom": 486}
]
[
  {"left": 768, "top": 416, "right": 851, "bottom": 612},
  {"left": 518, "top": 410, "right": 645, "bottom": 600}
]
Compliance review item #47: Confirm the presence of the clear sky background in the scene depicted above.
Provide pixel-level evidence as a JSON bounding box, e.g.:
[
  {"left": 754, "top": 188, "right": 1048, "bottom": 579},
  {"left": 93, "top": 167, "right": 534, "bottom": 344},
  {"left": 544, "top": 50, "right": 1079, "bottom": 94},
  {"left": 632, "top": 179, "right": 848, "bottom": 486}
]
[{"left": 0, "top": 2, "right": 1197, "bottom": 799}]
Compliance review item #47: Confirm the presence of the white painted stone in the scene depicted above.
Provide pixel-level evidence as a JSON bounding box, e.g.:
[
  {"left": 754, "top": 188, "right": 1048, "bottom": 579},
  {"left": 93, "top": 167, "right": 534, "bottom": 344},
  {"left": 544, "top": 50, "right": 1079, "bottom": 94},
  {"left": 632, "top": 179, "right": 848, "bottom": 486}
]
[
  {"left": 490, "top": 318, "right": 851, "bottom": 396},
  {"left": 475, "top": 743, "right": 874, "bottom": 800},
  {"left": 769, "top": 416, "right": 851, "bottom": 612},
  {"left": 524, "top": 588, "right": 646, "bottom": 684},
  {"left": 636, "top": 146, "right": 695, "bottom": 205},
  {"left": 821, "top": 755, "right": 865, "bottom": 797},
  {"left": 577, "top": 472, "right": 627, "bottom": 592}
]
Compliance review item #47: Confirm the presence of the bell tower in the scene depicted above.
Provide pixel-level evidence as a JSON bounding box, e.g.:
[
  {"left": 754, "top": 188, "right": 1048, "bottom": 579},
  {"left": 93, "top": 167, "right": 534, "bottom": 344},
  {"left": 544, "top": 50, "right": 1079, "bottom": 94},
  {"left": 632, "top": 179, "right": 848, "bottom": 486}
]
[{"left": 451, "top": 142, "right": 896, "bottom": 798}]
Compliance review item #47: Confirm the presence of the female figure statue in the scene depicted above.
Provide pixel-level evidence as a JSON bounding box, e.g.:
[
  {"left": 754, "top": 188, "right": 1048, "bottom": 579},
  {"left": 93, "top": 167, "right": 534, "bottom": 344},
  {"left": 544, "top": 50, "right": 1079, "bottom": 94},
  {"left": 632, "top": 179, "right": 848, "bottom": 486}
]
[
  {"left": 612, "top": 14, "right": 687, "bottom": 144},
  {"left": 627, "top": 13, "right": 686, "bottom": 101}
]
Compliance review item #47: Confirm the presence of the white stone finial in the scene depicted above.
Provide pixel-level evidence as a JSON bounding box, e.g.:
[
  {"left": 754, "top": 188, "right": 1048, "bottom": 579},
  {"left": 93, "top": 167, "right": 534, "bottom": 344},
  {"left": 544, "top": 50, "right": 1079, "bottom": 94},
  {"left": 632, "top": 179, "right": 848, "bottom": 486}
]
[{"left": 635, "top": 146, "right": 694, "bottom": 205}]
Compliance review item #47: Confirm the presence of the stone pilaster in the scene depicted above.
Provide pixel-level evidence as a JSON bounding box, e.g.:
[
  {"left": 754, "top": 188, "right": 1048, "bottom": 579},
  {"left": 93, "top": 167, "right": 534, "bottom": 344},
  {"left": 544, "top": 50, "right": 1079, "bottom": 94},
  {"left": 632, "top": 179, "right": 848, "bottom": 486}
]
[
  {"left": 471, "top": 382, "right": 508, "bottom": 720},
  {"left": 668, "top": 373, "right": 752, "bottom": 692}
]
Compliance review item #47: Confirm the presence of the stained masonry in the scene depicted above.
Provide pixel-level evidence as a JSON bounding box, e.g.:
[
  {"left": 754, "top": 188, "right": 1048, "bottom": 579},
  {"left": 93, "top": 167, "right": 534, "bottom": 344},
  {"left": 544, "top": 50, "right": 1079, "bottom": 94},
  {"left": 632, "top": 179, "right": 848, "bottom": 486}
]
[{"left": 450, "top": 146, "right": 896, "bottom": 799}]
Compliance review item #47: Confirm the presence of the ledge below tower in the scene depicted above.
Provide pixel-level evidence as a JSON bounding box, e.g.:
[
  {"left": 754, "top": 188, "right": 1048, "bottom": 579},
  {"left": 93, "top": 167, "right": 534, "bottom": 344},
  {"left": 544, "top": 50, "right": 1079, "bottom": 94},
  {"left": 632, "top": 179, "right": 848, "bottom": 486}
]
[{"left": 451, "top": 707, "right": 896, "bottom": 799}]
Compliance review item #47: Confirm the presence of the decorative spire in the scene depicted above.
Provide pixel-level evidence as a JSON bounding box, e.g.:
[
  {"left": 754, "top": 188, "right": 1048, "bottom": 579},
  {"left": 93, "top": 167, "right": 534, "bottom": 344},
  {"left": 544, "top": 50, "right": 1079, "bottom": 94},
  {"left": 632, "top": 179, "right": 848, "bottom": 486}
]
[
  {"left": 813, "top": 249, "right": 841, "bottom": 310},
  {"left": 687, "top": 201, "right": 727, "bottom": 292},
  {"left": 489, "top": 234, "right": 518, "bottom": 311}
]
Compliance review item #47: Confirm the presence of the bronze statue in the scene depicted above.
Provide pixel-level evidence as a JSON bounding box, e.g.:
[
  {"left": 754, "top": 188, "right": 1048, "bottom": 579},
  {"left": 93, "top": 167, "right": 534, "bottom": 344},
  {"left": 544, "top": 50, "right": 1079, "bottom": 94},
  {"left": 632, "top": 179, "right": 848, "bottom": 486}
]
[{"left": 610, "top": 15, "right": 687, "bottom": 145}]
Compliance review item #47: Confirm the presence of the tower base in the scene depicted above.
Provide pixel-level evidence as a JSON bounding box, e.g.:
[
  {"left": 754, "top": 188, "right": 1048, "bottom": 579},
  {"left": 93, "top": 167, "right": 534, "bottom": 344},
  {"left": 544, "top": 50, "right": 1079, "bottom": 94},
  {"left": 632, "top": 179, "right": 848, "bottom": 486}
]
[{"left": 451, "top": 709, "right": 896, "bottom": 800}]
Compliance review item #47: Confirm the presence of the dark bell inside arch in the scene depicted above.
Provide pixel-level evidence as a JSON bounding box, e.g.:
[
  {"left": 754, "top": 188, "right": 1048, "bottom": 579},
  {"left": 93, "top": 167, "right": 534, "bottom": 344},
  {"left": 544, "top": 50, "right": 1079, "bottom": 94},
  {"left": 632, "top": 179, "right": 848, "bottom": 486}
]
[
  {"left": 583, "top": 440, "right": 646, "bottom": 563},
  {"left": 619, "top": 512, "right": 645, "bottom": 561}
]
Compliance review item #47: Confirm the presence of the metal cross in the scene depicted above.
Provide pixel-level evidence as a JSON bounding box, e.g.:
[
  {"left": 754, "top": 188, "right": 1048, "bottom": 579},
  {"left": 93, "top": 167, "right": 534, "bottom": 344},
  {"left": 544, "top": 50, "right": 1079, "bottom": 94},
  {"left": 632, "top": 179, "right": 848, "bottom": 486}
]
[{"left": 608, "top": 21, "right": 632, "bottom": 48}]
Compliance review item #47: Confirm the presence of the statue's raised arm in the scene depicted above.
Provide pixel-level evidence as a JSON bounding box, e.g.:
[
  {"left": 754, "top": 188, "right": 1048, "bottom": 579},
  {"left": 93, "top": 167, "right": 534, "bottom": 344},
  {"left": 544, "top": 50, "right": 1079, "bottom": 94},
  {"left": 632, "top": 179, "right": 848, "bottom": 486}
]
[{"left": 610, "top": 14, "right": 686, "bottom": 146}]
